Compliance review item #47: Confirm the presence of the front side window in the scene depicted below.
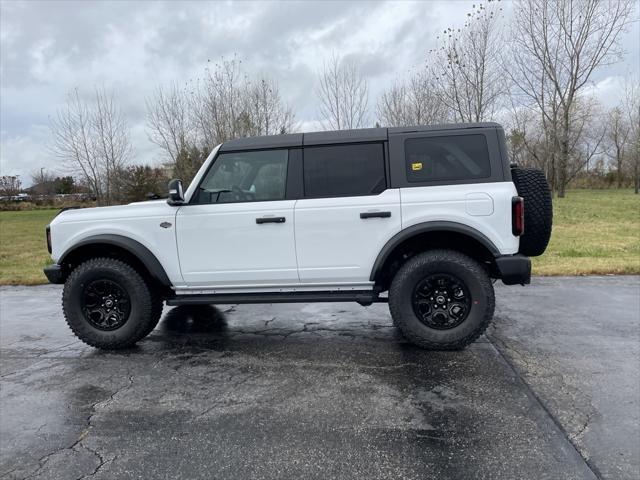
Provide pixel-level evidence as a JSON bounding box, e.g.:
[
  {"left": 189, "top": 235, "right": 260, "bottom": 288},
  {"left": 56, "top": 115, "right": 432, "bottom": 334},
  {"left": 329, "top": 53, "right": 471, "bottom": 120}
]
[
  {"left": 194, "top": 149, "right": 288, "bottom": 204},
  {"left": 303, "top": 143, "right": 386, "bottom": 198},
  {"left": 405, "top": 134, "right": 491, "bottom": 183}
]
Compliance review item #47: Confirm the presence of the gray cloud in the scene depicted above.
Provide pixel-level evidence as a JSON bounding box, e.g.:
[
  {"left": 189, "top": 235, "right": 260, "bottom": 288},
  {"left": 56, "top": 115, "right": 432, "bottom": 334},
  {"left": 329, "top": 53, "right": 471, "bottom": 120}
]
[{"left": 1, "top": 0, "right": 638, "bottom": 183}]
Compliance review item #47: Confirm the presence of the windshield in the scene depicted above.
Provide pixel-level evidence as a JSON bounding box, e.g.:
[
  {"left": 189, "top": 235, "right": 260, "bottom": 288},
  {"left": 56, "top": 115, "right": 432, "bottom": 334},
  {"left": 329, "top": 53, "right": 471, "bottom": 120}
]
[{"left": 182, "top": 144, "right": 221, "bottom": 203}]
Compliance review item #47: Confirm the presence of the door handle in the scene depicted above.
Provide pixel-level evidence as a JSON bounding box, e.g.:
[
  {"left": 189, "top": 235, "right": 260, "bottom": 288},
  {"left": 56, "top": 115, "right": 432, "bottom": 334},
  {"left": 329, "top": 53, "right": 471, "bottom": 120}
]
[
  {"left": 256, "top": 216, "right": 286, "bottom": 224},
  {"left": 360, "top": 211, "right": 391, "bottom": 219}
]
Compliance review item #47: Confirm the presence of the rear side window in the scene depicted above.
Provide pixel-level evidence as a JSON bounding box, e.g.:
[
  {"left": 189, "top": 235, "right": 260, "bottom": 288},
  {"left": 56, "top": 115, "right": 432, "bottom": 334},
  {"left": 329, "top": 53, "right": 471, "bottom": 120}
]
[
  {"left": 405, "top": 134, "right": 491, "bottom": 183},
  {"left": 303, "top": 143, "right": 386, "bottom": 197}
]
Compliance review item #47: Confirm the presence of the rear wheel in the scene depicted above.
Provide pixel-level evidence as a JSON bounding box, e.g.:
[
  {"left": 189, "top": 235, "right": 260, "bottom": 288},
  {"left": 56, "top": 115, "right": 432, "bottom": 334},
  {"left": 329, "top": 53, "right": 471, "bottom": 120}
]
[
  {"left": 62, "top": 258, "right": 157, "bottom": 349},
  {"left": 388, "top": 250, "right": 494, "bottom": 350}
]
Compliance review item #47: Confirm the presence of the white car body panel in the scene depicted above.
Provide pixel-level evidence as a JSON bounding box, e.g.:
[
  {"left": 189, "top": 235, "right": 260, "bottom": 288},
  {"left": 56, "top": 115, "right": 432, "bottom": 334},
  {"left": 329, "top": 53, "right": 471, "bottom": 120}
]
[
  {"left": 49, "top": 200, "right": 185, "bottom": 287},
  {"left": 400, "top": 182, "right": 519, "bottom": 255},
  {"left": 175, "top": 200, "right": 298, "bottom": 287},
  {"left": 294, "top": 189, "right": 402, "bottom": 284}
]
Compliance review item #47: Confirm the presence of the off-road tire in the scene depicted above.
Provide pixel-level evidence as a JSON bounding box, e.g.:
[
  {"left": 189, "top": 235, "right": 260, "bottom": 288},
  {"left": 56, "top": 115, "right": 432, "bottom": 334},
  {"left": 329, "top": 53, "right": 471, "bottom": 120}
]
[
  {"left": 511, "top": 167, "right": 553, "bottom": 257},
  {"left": 141, "top": 287, "right": 164, "bottom": 338},
  {"left": 388, "top": 250, "right": 495, "bottom": 350},
  {"left": 62, "top": 258, "right": 156, "bottom": 349}
]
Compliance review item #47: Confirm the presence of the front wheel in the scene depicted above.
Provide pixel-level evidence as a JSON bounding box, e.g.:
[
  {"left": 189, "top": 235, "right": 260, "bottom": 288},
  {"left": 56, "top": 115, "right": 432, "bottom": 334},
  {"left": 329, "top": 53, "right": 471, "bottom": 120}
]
[
  {"left": 62, "top": 258, "right": 157, "bottom": 349},
  {"left": 388, "top": 250, "right": 495, "bottom": 350}
]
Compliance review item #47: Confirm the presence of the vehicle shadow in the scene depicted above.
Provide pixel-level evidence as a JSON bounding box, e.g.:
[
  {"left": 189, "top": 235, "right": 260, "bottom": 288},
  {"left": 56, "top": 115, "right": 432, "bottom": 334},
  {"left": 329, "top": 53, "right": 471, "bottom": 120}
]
[{"left": 160, "top": 305, "right": 230, "bottom": 335}]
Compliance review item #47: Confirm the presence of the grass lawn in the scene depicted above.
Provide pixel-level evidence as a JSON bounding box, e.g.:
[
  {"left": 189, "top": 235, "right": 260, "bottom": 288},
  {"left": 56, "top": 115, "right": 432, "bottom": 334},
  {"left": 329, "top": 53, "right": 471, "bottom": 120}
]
[
  {"left": 0, "top": 209, "right": 58, "bottom": 285},
  {"left": 532, "top": 189, "right": 640, "bottom": 275},
  {"left": 0, "top": 189, "right": 638, "bottom": 285}
]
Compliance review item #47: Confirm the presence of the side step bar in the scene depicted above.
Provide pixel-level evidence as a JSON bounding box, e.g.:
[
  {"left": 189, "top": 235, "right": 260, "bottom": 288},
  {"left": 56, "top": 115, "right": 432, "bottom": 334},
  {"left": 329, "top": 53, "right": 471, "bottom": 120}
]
[{"left": 166, "top": 290, "right": 387, "bottom": 307}]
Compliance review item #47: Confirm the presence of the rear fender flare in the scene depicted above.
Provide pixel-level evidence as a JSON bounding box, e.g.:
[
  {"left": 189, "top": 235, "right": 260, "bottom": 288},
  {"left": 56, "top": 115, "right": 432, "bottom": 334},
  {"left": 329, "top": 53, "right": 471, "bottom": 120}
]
[{"left": 370, "top": 221, "right": 500, "bottom": 281}]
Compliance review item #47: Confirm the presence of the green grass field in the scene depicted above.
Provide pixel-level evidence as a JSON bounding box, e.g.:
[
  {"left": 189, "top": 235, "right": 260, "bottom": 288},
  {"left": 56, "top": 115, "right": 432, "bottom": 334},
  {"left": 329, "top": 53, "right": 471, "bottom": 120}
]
[
  {"left": 532, "top": 189, "right": 640, "bottom": 275},
  {"left": 0, "top": 190, "right": 638, "bottom": 285},
  {"left": 0, "top": 209, "right": 58, "bottom": 285}
]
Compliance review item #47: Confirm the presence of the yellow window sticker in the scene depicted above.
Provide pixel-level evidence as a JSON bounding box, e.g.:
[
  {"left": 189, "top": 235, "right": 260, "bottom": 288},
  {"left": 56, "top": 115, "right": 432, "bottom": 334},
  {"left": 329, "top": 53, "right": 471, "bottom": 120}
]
[{"left": 411, "top": 162, "right": 423, "bottom": 171}]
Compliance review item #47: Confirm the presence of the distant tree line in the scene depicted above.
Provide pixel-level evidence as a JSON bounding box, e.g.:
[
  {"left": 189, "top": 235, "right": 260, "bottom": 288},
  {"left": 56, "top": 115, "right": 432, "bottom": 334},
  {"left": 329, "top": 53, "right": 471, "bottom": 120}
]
[{"left": 39, "top": 0, "right": 636, "bottom": 205}]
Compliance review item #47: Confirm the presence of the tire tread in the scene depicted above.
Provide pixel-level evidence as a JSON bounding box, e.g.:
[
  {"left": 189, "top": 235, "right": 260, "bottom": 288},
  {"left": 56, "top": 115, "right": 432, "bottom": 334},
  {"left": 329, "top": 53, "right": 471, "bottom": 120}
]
[
  {"left": 511, "top": 167, "right": 553, "bottom": 257},
  {"left": 389, "top": 249, "right": 495, "bottom": 350},
  {"left": 62, "top": 257, "right": 155, "bottom": 349}
]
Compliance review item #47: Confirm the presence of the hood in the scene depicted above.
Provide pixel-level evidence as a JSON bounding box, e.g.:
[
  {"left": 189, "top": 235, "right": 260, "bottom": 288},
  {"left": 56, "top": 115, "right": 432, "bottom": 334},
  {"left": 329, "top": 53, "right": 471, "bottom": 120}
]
[{"left": 51, "top": 199, "right": 177, "bottom": 225}]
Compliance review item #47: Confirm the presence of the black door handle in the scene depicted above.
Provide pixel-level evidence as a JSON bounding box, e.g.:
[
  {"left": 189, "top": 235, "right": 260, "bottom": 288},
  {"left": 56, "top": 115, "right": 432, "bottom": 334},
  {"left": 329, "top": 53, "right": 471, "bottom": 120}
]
[
  {"left": 360, "top": 211, "right": 391, "bottom": 219},
  {"left": 256, "top": 216, "right": 286, "bottom": 224}
]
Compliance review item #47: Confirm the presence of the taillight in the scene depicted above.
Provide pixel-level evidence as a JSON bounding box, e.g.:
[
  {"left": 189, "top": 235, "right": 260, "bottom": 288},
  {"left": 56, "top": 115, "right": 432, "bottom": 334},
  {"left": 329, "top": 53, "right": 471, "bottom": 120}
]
[
  {"left": 46, "top": 226, "right": 52, "bottom": 254},
  {"left": 512, "top": 197, "right": 524, "bottom": 236}
]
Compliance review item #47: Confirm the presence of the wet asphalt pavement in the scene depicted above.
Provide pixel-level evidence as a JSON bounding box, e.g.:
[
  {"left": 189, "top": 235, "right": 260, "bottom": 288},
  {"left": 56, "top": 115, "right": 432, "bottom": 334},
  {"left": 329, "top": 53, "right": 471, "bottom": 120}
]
[{"left": 0, "top": 277, "right": 638, "bottom": 480}]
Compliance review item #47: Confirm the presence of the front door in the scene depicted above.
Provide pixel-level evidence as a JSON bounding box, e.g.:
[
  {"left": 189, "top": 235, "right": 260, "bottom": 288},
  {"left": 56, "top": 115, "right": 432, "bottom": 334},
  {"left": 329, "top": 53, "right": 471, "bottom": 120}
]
[{"left": 176, "top": 148, "right": 298, "bottom": 287}]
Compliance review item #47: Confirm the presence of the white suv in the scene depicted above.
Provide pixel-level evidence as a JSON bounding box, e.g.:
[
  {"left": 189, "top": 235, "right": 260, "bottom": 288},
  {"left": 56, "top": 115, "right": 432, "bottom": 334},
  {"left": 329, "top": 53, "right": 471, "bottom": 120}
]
[{"left": 44, "top": 123, "right": 552, "bottom": 350}]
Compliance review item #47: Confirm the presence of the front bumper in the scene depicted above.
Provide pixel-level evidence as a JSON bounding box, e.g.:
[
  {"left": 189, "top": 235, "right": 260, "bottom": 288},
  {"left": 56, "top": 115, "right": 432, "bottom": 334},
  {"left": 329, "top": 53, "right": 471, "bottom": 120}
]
[
  {"left": 495, "top": 254, "right": 531, "bottom": 285},
  {"left": 43, "top": 264, "right": 65, "bottom": 284}
]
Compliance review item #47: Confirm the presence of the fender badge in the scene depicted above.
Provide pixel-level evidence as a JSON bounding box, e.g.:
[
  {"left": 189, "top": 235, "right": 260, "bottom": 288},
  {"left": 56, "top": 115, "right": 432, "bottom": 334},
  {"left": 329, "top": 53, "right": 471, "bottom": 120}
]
[{"left": 160, "top": 222, "right": 172, "bottom": 229}]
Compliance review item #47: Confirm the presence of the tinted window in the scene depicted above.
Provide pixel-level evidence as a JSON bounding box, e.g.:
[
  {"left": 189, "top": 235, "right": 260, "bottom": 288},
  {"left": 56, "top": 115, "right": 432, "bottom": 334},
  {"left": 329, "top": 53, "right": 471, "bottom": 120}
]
[
  {"left": 195, "top": 149, "right": 288, "bottom": 204},
  {"left": 405, "top": 134, "right": 490, "bottom": 182},
  {"left": 303, "top": 143, "right": 386, "bottom": 197}
]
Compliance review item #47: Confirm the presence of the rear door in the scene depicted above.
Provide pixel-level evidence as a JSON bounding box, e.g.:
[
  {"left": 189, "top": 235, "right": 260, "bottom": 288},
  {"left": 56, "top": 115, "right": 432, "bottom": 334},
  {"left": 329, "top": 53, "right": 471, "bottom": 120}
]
[
  {"left": 176, "top": 148, "right": 299, "bottom": 287},
  {"left": 294, "top": 142, "right": 401, "bottom": 285}
]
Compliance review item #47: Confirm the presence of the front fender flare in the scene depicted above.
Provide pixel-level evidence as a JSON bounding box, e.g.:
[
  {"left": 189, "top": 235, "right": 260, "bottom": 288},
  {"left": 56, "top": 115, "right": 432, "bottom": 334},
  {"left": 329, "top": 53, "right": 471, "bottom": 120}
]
[{"left": 59, "top": 234, "right": 172, "bottom": 287}]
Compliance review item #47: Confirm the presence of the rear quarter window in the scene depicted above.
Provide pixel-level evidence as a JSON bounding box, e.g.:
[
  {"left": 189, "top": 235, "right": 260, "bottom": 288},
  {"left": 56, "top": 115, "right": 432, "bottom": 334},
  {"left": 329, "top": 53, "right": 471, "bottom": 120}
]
[{"left": 405, "top": 134, "right": 491, "bottom": 183}]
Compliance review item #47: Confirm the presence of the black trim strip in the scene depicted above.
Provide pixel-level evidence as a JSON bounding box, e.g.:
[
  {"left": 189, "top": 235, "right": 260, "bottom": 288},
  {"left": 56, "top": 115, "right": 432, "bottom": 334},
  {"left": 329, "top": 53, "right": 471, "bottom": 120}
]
[{"left": 167, "top": 290, "right": 386, "bottom": 306}]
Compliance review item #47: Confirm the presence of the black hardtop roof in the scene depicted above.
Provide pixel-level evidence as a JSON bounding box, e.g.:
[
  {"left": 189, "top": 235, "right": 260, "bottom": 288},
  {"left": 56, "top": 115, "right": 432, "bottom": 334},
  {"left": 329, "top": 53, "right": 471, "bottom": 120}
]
[{"left": 219, "top": 122, "right": 501, "bottom": 152}]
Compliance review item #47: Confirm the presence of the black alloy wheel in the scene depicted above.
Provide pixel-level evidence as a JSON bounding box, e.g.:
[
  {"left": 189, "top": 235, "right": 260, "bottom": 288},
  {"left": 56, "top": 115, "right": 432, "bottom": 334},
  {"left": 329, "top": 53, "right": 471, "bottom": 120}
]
[
  {"left": 411, "top": 274, "right": 471, "bottom": 330},
  {"left": 81, "top": 279, "right": 131, "bottom": 331}
]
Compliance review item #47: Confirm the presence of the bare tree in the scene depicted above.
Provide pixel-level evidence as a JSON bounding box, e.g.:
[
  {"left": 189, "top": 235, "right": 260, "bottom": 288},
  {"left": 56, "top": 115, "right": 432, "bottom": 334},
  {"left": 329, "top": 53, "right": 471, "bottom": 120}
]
[
  {"left": 30, "top": 168, "right": 56, "bottom": 196},
  {"left": 429, "top": 0, "right": 506, "bottom": 123},
  {"left": 192, "top": 57, "right": 247, "bottom": 149},
  {"left": 0, "top": 176, "right": 21, "bottom": 197},
  {"left": 606, "top": 106, "right": 631, "bottom": 187},
  {"left": 317, "top": 53, "right": 369, "bottom": 129},
  {"left": 377, "top": 71, "right": 448, "bottom": 127},
  {"left": 148, "top": 57, "right": 295, "bottom": 166},
  {"left": 245, "top": 78, "right": 295, "bottom": 136},
  {"left": 146, "top": 82, "right": 192, "bottom": 164},
  {"left": 509, "top": 95, "right": 607, "bottom": 186},
  {"left": 146, "top": 57, "right": 295, "bottom": 184},
  {"left": 50, "top": 88, "right": 131, "bottom": 205},
  {"left": 93, "top": 88, "right": 132, "bottom": 202},
  {"left": 622, "top": 78, "right": 640, "bottom": 193},
  {"left": 510, "top": 0, "right": 635, "bottom": 197}
]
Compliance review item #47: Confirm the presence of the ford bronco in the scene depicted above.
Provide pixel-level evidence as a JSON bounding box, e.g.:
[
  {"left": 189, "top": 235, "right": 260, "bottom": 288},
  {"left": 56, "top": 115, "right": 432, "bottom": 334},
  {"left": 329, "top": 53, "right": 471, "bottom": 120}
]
[{"left": 44, "top": 123, "right": 552, "bottom": 350}]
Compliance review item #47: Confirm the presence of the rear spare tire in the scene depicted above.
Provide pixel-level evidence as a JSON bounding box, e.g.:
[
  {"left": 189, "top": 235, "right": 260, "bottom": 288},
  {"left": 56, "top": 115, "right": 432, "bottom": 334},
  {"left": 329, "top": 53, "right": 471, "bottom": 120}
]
[{"left": 511, "top": 167, "right": 553, "bottom": 257}]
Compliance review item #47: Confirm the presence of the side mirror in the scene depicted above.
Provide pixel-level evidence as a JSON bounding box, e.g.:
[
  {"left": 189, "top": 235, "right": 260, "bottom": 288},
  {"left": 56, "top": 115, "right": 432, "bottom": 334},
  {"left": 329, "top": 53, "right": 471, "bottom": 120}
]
[{"left": 167, "top": 179, "right": 185, "bottom": 205}]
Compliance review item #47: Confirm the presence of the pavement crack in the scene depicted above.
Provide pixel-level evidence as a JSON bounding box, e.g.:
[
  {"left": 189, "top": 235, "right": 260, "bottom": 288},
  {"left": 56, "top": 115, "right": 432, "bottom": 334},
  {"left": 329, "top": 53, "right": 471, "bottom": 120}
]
[
  {"left": 22, "top": 376, "right": 134, "bottom": 480},
  {"left": 75, "top": 447, "right": 116, "bottom": 480}
]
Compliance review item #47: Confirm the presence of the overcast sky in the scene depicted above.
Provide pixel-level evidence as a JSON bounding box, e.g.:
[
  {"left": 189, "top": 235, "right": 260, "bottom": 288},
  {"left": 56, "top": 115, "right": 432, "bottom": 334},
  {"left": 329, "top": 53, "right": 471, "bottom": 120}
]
[{"left": 1, "top": 0, "right": 638, "bottom": 184}]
